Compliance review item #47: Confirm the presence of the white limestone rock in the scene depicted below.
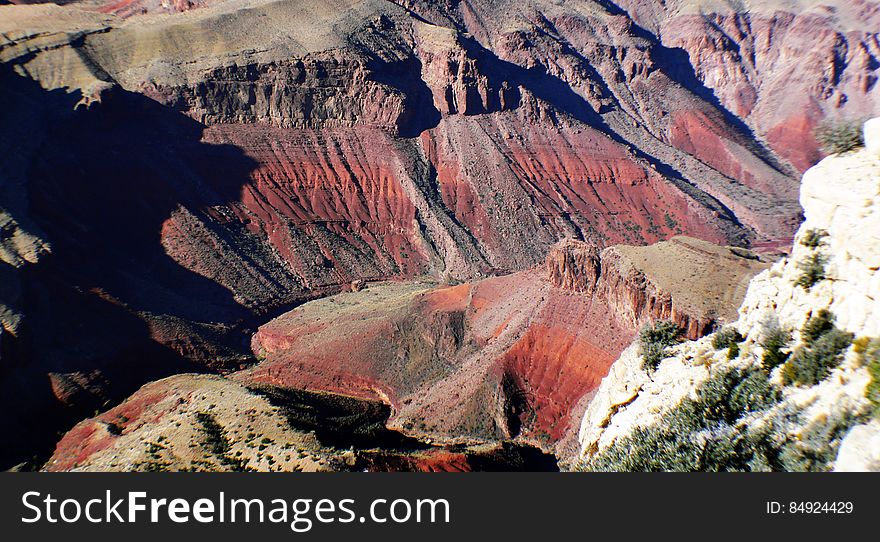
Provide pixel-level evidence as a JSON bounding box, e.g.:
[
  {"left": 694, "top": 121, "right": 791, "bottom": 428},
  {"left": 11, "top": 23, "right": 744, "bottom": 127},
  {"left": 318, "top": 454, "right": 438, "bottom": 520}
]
[
  {"left": 834, "top": 421, "right": 880, "bottom": 471},
  {"left": 865, "top": 117, "right": 880, "bottom": 157}
]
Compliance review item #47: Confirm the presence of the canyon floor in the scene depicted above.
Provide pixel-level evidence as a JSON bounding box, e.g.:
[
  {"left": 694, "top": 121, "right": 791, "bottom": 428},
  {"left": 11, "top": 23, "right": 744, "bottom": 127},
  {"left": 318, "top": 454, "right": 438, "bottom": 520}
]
[{"left": 0, "top": 0, "right": 877, "bottom": 470}]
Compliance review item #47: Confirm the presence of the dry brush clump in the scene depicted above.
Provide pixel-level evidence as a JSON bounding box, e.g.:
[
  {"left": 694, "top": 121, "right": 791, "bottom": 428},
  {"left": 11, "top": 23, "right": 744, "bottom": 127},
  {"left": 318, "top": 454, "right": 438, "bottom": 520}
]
[
  {"left": 639, "top": 321, "right": 684, "bottom": 372},
  {"left": 815, "top": 120, "right": 865, "bottom": 155},
  {"left": 782, "top": 310, "right": 853, "bottom": 387}
]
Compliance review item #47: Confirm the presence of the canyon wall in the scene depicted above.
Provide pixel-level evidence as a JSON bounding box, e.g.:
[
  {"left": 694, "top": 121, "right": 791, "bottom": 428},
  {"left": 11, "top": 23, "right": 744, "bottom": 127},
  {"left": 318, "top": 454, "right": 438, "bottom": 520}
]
[
  {"left": 239, "top": 235, "right": 765, "bottom": 459},
  {"left": 617, "top": 0, "right": 880, "bottom": 172},
  {"left": 0, "top": 0, "right": 874, "bottom": 467}
]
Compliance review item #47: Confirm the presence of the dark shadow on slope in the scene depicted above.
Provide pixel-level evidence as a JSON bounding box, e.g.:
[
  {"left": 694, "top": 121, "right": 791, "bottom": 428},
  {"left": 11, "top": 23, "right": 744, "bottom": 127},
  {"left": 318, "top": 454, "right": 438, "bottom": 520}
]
[
  {"left": 367, "top": 54, "right": 443, "bottom": 138},
  {"left": 249, "top": 385, "right": 429, "bottom": 451},
  {"left": 0, "top": 66, "right": 261, "bottom": 469},
  {"left": 359, "top": 17, "right": 443, "bottom": 138},
  {"left": 250, "top": 384, "right": 560, "bottom": 471}
]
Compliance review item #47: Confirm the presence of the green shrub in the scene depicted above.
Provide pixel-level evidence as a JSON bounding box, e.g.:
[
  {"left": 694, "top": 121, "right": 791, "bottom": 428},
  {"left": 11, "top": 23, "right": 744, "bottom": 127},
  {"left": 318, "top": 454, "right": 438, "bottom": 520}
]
[
  {"left": 774, "top": 408, "right": 862, "bottom": 472},
  {"left": 858, "top": 338, "right": 880, "bottom": 415},
  {"left": 801, "top": 309, "right": 835, "bottom": 345},
  {"left": 195, "top": 412, "right": 249, "bottom": 471},
  {"left": 580, "top": 361, "right": 863, "bottom": 472},
  {"left": 580, "top": 366, "right": 780, "bottom": 472},
  {"left": 698, "top": 366, "right": 780, "bottom": 425},
  {"left": 782, "top": 328, "right": 853, "bottom": 386},
  {"left": 761, "top": 326, "right": 791, "bottom": 373},
  {"left": 711, "top": 327, "right": 744, "bottom": 360},
  {"left": 800, "top": 229, "right": 828, "bottom": 249},
  {"left": 727, "top": 342, "right": 740, "bottom": 360},
  {"left": 815, "top": 120, "right": 865, "bottom": 155},
  {"left": 712, "top": 327, "right": 744, "bottom": 350},
  {"left": 795, "top": 253, "right": 827, "bottom": 289},
  {"left": 639, "top": 321, "right": 684, "bottom": 372}
]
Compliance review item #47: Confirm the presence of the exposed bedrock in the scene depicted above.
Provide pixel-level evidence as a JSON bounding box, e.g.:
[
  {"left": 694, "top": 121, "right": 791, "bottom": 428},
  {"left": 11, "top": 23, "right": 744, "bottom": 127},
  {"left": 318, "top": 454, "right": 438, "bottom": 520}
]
[
  {"left": 615, "top": 0, "right": 880, "bottom": 172},
  {"left": 2, "top": 0, "right": 875, "bottom": 467},
  {"left": 238, "top": 236, "right": 767, "bottom": 460}
]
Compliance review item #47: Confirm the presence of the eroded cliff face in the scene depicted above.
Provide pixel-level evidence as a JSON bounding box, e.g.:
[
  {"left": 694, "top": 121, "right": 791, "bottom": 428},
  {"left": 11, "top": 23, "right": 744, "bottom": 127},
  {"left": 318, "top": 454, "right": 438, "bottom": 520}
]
[
  {"left": 547, "top": 236, "right": 766, "bottom": 338},
  {"left": 578, "top": 120, "right": 880, "bottom": 471},
  {"left": 0, "top": 0, "right": 870, "bottom": 468},
  {"left": 235, "top": 235, "right": 764, "bottom": 460},
  {"left": 617, "top": 0, "right": 880, "bottom": 172}
]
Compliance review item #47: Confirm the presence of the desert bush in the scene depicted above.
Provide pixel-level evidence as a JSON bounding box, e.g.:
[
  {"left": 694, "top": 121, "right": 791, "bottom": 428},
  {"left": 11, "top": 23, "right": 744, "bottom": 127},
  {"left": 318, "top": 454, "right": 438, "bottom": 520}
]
[
  {"left": 782, "top": 327, "right": 853, "bottom": 387},
  {"left": 795, "top": 253, "right": 827, "bottom": 289},
  {"left": 581, "top": 366, "right": 780, "bottom": 471},
  {"left": 800, "top": 229, "right": 828, "bottom": 249},
  {"left": 801, "top": 309, "right": 836, "bottom": 345},
  {"left": 195, "top": 412, "right": 249, "bottom": 471},
  {"left": 857, "top": 338, "right": 880, "bottom": 415},
  {"left": 774, "top": 408, "right": 863, "bottom": 472},
  {"left": 712, "top": 327, "right": 744, "bottom": 350},
  {"left": 712, "top": 327, "right": 744, "bottom": 360},
  {"left": 697, "top": 366, "right": 780, "bottom": 426},
  {"left": 815, "top": 120, "right": 865, "bottom": 154},
  {"left": 761, "top": 326, "right": 791, "bottom": 373},
  {"left": 727, "top": 342, "right": 740, "bottom": 360},
  {"left": 582, "top": 333, "right": 863, "bottom": 471},
  {"left": 639, "top": 320, "right": 684, "bottom": 372}
]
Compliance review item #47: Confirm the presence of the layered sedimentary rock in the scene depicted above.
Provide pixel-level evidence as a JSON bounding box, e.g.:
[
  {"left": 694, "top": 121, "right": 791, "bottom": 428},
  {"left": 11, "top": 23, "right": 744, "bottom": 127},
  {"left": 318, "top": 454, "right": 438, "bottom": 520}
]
[
  {"left": 547, "top": 236, "right": 765, "bottom": 338},
  {"left": 1, "top": 0, "right": 873, "bottom": 468},
  {"left": 239, "top": 236, "right": 765, "bottom": 459},
  {"left": 616, "top": 0, "right": 880, "bottom": 172},
  {"left": 578, "top": 120, "right": 880, "bottom": 471}
]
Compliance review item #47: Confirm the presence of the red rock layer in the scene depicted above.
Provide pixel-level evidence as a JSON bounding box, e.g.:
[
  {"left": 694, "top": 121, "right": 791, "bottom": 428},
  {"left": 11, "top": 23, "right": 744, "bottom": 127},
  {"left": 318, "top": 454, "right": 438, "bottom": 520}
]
[
  {"left": 239, "top": 236, "right": 761, "bottom": 457},
  {"left": 198, "top": 124, "right": 427, "bottom": 284},
  {"left": 4, "top": 0, "right": 850, "bottom": 467},
  {"left": 653, "top": 5, "right": 880, "bottom": 172}
]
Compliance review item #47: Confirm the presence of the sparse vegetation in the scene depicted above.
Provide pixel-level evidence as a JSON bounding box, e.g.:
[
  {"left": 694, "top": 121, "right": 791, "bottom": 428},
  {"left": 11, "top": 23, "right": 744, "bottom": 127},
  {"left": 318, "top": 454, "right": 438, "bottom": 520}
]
[
  {"left": 195, "top": 412, "right": 249, "bottom": 471},
  {"left": 727, "top": 342, "right": 740, "bottom": 360},
  {"left": 800, "top": 228, "right": 828, "bottom": 249},
  {"left": 801, "top": 309, "right": 835, "bottom": 345},
  {"left": 855, "top": 337, "right": 880, "bottom": 415},
  {"left": 795, "top": 253, "right": 827, "bottom": 289},
  {"left": 712, "top": 327, "right": 743, "bottom": 350},
  {"left": 639, "top": 321, "right": 684, "bottom": 372},
  {"left": 712, "top": 327, "right": 744, "bottom": 360},
  {"left": 761, "top": 326, "right": 791, "bottom": 374},
  {"left": 770, "top": 407, "right": 863, "bottom": 472},
  {"left": 664, "top": 212, "right": 678, "bottom": 231},
  {"left": 782, "top": 311, "right": 853, "bottom": 387},
  {"left": 815, "top": 119, "right": 865, "bottom": 155},
  {"left": 581, "top": 362, "right": 864, "bottom": 472},
  {"left": 581, "top": 366, "right": 780, "bottom": 471}
]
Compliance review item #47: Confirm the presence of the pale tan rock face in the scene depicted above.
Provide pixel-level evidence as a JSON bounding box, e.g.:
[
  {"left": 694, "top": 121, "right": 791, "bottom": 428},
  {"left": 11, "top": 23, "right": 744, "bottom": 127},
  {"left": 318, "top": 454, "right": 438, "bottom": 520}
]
[
  {"left": 579, "top": 119, "right": 880, "bottom": 469},
  {"left": 866, "top": 117, "right": 880, "bottom": 158},
  {"left": 834, "top": 421, "right": 880, "bottom": 471},
  {"left": 739, "top": 121, "right": 880, "bottom": 340}
]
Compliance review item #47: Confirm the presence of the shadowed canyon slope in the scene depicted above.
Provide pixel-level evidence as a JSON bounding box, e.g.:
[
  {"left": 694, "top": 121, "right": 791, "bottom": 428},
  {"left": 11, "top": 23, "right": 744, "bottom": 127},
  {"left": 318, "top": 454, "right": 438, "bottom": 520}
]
[
  {"left": 0, "top": 0, "right": 877, "bottom": 468},
  {"left": 47, "top": 236, "right": 767, "bottom": 468}
]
